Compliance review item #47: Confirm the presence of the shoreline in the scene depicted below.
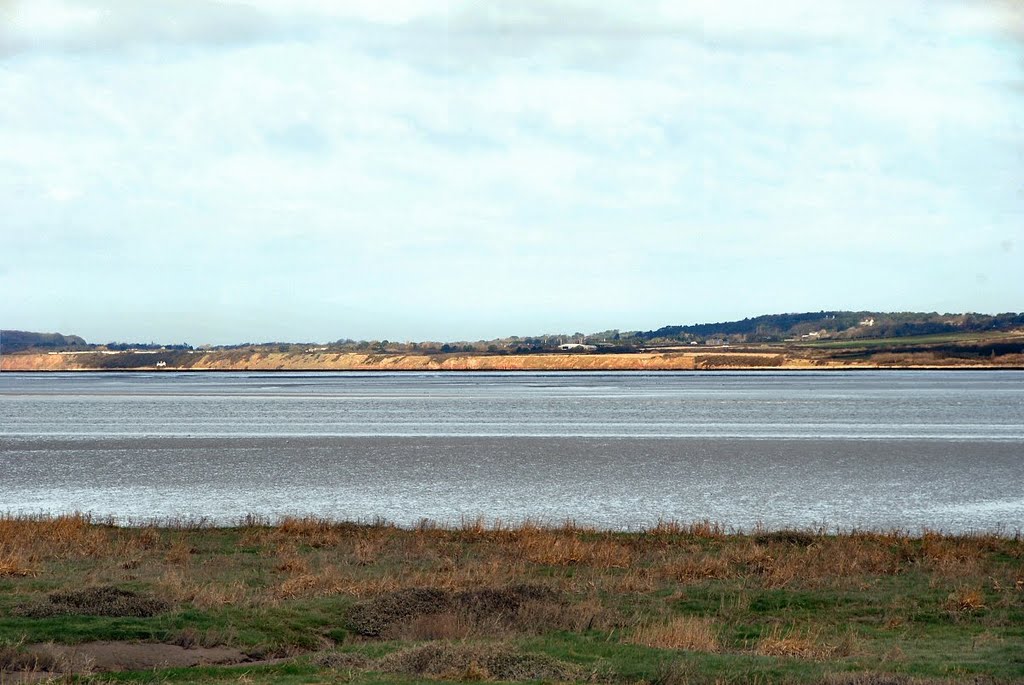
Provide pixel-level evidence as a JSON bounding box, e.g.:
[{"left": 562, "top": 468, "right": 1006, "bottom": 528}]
[
  {"left": 2, "top": 512, "right": 1020, "bottom": 538},
  {"left": 2, "top": 365, "right": 1022, "bottom": 372}
]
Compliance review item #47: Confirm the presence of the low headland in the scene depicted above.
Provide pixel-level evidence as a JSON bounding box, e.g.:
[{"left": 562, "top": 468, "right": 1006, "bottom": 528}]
[{"left": 1, "top": 515, "right": 1022, "bottom": 684}]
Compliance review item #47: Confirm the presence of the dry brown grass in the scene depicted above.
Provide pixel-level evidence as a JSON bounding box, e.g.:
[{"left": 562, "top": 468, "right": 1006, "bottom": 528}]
[
  {"left": 755, "top": 625, "right": 836, "bottom": 660},
  {"left": 645, "top": 518, "right": 727, "bottom": 539},
  {"left": 160, "top": 570, "right": 251, "bottom": 608},
  {"left": 243, "top": 516, "right": 368, "bottom": 550},
  {"left": 0, "top": 515, "right": 1021, "bottom": 683},
  {"left": 943, "top": 586, "right": 986, "bottom": 613},
  {"left": 275, "top": 572, "right": 344, "bottom": 600},
  {"left": 0, "top": 641, "right": 58, "bottom": 674},
  {"left": 513, "top": 534, "right": 633, "bottom": 568},
  {"left": 0, "top": 549, "right": 37, "bottom": 577},
  {"left": 629, "top": 616, "right": 721, "bottom": 652},
  {"left": 274, "top": 550, "right": 311, "bottom": 574},
  {"left": 0, "top": 514, "right": 116, "bottom": 560},
  {"left": 164, "top": 539, "right": 194, "bottom": 565},
  {"left": 821, "top": 674, "right": 972, "bottom": 685},
  {"left": 2, "top": 514, "right": 1021, "bottom": 644}
]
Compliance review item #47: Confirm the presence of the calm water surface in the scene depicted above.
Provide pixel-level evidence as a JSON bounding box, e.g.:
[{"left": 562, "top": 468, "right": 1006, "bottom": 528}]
[{"left": 1, "top": 371, "right": 1021, "bottom": 531}]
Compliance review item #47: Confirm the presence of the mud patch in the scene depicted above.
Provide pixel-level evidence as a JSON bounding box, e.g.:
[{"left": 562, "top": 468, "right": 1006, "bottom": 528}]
[{"left": 31, "top": 642, "right": 250, "bottom": 672}]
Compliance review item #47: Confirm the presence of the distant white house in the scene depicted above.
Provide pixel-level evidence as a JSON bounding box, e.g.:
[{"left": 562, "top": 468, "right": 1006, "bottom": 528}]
[
  {"left": 860, "top": 318, "right": 876, "bottom": 327},
  {"left": 558, "top": 343, "right": 597, "bottom": 352},
  {"left": 800, "top": 329, "right": 829, "bottom": 340}
]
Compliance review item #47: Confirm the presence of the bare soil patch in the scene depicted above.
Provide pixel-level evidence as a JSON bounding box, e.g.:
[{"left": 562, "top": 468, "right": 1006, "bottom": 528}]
[{"left": 32, "top": 641, "right": 250, "bottom": 672}]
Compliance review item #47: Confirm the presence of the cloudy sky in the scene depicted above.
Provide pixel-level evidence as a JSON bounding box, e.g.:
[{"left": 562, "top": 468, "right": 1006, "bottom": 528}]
[{"left": 2, "top": 1, "right": 1022, "bottom": 344}]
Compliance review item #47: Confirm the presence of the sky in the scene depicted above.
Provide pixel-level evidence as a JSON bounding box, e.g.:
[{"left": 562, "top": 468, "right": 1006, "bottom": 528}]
[{"left": 1, "top": 1, "right": 1022, "bottom": 345}]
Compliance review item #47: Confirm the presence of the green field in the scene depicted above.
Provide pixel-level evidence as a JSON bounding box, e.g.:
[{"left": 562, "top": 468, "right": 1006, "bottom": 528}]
[
  {"left": 1, "top": 516, "right": 1022, "bottom": 684},
  {"left": 793, "top": 331, "right": 1024, "bottom": 350}
]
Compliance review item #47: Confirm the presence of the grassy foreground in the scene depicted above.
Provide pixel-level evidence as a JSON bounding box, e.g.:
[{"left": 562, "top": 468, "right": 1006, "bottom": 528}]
[{"left": 1, "top": 516, "right": 1022, "bottom": 684}]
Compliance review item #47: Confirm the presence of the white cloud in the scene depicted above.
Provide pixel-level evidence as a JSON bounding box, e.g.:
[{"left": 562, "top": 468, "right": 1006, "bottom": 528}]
[
  {"left": 0, "top": 0, "right": 301, "bottom": 55},
  {"left": 1, "top": 0, "right": 1022, "bottom": 342}
]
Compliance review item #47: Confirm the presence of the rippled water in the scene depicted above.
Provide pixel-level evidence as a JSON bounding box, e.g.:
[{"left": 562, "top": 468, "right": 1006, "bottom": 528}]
[{"left": 1, "top": 371, "right": 1022, "bottom": 531}]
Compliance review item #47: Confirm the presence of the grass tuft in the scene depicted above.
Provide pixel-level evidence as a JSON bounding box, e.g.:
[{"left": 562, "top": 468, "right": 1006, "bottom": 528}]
[
  {"left": 629, "top": 616, "right": 721, "bottom": 652},
  {"left": 0, "top": 641, "right": 58, "bottom": 673},
  {"left": 755, "top": 625, "right": 836, "bottom": 660}
]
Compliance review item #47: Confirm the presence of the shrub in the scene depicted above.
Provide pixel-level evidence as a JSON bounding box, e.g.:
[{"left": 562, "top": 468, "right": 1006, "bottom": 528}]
[
  {"left": 14, "top": 586, "right": 169, "bottom": 618},
  {"left": 375, "top": 642, "right": 578, "bottom": 681},
  {"left": 347, "top": 584, "right": 561, "bottom": 638}
]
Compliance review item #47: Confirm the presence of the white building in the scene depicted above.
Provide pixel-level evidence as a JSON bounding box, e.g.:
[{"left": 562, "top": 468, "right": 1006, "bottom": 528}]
[{"left": 558, "top": 343, "right": 597, "bottom": 352}]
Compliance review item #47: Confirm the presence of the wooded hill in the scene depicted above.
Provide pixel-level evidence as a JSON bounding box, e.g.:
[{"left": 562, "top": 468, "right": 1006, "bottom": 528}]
[
  {"left": 0, "top": 330, "right": 88, "bottom": 353},
  {"left": 630, "top": 311, "right": 1024, "bottom": 344}
]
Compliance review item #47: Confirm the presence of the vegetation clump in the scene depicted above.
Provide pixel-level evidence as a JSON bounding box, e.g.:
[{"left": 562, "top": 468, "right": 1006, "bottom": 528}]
[
  {"left": 376, "top": 642, "right": 580, "bottom": 682},
  {"left": 755, "top": 529, "right": 818, "bottom": 546},
  {"left": 0, "top": 642, "right": 57, "bottom": 673},
  {"left": 347, "top": 584, "right": 563, "bottom": 637},
  {"left": 310, "top": 650, "right": 371, "bottom": 670},
  {"left": 14, "top": 585, "right": 170, "bottom": 618},
  {"left": 347, "top": 587, "right": 454, "bottom": 636}
]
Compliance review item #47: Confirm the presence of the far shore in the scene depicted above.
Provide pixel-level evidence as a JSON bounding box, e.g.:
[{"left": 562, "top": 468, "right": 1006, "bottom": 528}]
[{"left": 3, "top": 349, "right": 1023, "bottom": 372}]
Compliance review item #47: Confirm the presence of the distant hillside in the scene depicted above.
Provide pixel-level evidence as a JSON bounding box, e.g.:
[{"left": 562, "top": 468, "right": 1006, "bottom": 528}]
[
  {"left": 634, "top": 311, "right": 1024, "bottom": 344},
  {"left": 4, "top": 311, "right": 1024, "bottom": 358},
  {"left": 0, "top": 330, "right": 88, "bottom": 353}
]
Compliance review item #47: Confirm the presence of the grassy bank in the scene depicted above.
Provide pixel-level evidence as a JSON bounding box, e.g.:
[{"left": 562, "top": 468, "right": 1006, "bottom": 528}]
[{"left": 1, "top": 516, "right": 1022, "bottom": 683}]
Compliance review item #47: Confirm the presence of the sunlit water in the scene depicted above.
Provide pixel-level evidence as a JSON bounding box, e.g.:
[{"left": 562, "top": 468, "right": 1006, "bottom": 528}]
[{"left": 1, "top": 371, "right": 1021, "bottom": 531}]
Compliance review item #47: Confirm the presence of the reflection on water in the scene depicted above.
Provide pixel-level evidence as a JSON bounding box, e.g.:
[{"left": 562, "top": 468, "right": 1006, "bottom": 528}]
[{"left": 1, "top": 371, "right": 1022, "bottom": 531}]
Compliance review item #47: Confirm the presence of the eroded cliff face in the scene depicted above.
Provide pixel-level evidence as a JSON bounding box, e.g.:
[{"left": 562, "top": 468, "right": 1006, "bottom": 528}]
[
  {"left": 2, "top": 350, "right": 730, "bottom": 371},
  {"left": 3, "top": 349, "right": 1016, "bottom": 371},
  {"left": 1, "top": 354, "right": 82, "bottom": 371},
  {"left": 184, "top": 351, "right": 694, "bottom": 371}
]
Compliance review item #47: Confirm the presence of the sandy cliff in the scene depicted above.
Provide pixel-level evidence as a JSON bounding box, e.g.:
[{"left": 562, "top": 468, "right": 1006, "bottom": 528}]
[
  {"left": 1, "top": 350, "right": 798, "bottom": 372},
  {"left": 6, "top": 348, "right": 1012, "bottom": 372}
]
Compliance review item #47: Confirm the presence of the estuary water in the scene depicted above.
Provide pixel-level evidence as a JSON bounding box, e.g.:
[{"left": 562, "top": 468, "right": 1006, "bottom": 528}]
[{"left": 1, "top": 370, "right": 1022, "bottom": 531}]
